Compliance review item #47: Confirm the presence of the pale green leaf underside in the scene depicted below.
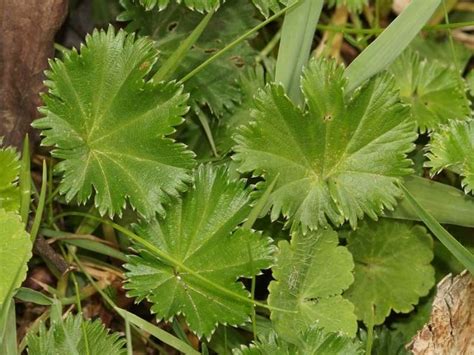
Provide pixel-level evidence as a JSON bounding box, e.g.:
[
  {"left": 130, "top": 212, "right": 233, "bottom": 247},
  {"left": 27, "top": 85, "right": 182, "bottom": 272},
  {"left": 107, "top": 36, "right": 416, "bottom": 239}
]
[
  {"left": 120, "top": 1, "right": 258, "bottom": 116},
  {"left": 0, "top": 209, "right": 32, "bottom": 307},
  {"left": 233, "top": 328, "right": 363, "bottom": 355},
  {"left": 344, "top": 220, "right": 434, "bottom": 325},
  {"left": 268, "top": 228, "right": 357, "bottom": 343},
  {"left": 426, "top": 119, "right": 474, "bottom": 194},
  {"left": 234, "top": 58, "right": 416, "bottom": 230},
  {"left": 27, "top": 314, "right": 126, "bottom": 355},
  {"left": 125, "top": 165, "right": 274, "bottom": 337},
  {"left": 33, "top": 27, "right": 195, "bottom": 219},
  {"left": 0, "top": 143, "right": 20, "bottom": 213},
  {"left": 389, "top": 50, "right": 470, "bottom": 132}
]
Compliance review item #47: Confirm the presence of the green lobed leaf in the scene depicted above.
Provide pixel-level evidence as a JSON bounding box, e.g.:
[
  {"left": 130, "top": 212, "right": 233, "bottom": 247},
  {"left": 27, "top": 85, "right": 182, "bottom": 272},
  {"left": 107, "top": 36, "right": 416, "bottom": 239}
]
[
  {"left": 33, "top": 27, "right": 195, "bottom": 219},
  {"left": 233, "top": 328, "right": 363, "bottom": 355},
  {"left": 268, "top": 228, "right": 357, "bottom": 343},
  {"left": 344, "top": 219, "right": 435, "bottom": 325},
  {"left": 26, "top": 314, "right": 126, "bottom": 355},
  {"left": 467, "top": 70, "right": 474, "bottom": 97},
  {"left": 0, "top": 210, "right": 32, "bottom": 308},
  {"left": 425, "top": 119, "right": 474, "bottom": 194},
  {"left": 119, "top": 0, "right": 258, "bottom": 116},
  {"left": 0, "top": 141, "right": 20, "bottom": 213},
  {"left": 124, "top": 165, "right": 274, "bottom": 337},
  {"left": 234, "top": 58, "right": 417, "bottom": 230},
  {"left": 388, "top": 49, "right": 470, "bottom": 132}
]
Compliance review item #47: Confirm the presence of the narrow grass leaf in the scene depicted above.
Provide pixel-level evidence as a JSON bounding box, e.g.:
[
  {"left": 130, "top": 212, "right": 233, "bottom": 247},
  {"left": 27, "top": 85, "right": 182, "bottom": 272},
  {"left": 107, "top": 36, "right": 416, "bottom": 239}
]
[
  {"left": 30, "top": 161, "right": 47, "bottom": 243},
  {"left": 399, "top": 184, "right": 474, "bottom": 274},
  {"left": 275, "top": 0, "right": 323, "bottom": 104},
  {"left": 116, "top": 309, "right": 200, "bottom": 355},
  {"left": 345, "top": 0, "right": 442, "bottom": 92},
  {"left": 388, "top": 176, "right": 474, "bottom": 228},
  {"left": 19, "top": 135, "right": 31, "bottom": 223}
]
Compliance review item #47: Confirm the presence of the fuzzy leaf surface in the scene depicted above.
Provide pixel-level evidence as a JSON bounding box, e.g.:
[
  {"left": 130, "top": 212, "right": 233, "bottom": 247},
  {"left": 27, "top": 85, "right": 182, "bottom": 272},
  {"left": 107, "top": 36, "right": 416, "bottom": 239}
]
[
  {"left": 0, "top": 142, "right": 20, "bottom": 212},
  {"left": 426, "top": 119, "right": 474, "bottom": 193},
  {"left": 0, "top": 210, "right": 32, "bottom": 307},
  {"left": 268, "top": 228, "right": 357, "bottom": 343},
  {"left": 389, "top": 50, "right": 470, "bottom": 132},
  {"left": 33, "top": 27, "right": 195, "bottom": 218},
  {"left": 27, "top": 314, "right": 126, "bottom": 355},
  {"left": 125, "top": 165, "right": 274, "bottom": 337},
  {"left": 234, "top": 58, "right": 416, "bottom": 230},
  {"left": 119, "top": 1, "right": 258, "bottom": 116},
  {"left": 233, "top": 328, "right": 363, "bottom": 354},
  {"left": 344, "top": 220, "right": 435, "bottom": 325}
]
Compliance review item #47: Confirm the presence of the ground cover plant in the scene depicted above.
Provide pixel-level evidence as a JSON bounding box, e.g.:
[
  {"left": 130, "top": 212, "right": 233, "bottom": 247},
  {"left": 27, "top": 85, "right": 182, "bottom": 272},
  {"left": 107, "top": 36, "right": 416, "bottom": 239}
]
[{"left": 1, "top": 0, "right": 473, "bottom": 354}]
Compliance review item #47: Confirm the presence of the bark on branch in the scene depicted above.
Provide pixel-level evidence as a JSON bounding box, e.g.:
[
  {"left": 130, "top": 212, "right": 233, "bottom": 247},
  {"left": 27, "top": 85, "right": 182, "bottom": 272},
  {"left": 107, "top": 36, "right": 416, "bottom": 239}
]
[{"left": 0, "top": 0, "right": 68, "bottom": 149}]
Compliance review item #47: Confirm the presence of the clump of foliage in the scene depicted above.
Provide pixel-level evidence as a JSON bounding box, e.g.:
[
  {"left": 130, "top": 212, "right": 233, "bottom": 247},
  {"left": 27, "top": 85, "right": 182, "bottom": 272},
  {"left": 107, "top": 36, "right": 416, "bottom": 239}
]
[{"left": 1, "top": 0, "right": 473, "bottom": 354}]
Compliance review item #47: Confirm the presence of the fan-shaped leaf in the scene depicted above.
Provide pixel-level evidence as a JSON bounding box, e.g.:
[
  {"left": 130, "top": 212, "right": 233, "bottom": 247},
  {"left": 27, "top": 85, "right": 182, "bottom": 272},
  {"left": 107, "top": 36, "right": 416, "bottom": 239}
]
[
  {"left": 268, "top": 228, "right": 357, "bottom": 343},
  {"left": 426, "top": 119, "right": 474, "bottom": 193},
  {"left": 234, "top": 58, "right": 416, "bottom": 230},
  {"left": 33, "top": 27, "right": 195, "bottom": 219},
  {"left": 233, "top": 328, "right": 363, "bottom": 355},
  {"left": 119, "top": 1, "right": 258, "bottom": 116},
  {"left": 344, "top": 219, "right": 435, "bottom": 325},
  {"left": 27, "top": 314, "right": 126, "bottom": 355},
  {"left": 124, "top": 165, "right": 274, "bottom": 337},
  {"left": 0, "top": 210, "right": 32, "bottom": 308},
  {"left": 0, "top": 141, "right": 20, "bottom": 213},
  {"left": 388, "top": 50, "right": 470, "bottom": 132}
]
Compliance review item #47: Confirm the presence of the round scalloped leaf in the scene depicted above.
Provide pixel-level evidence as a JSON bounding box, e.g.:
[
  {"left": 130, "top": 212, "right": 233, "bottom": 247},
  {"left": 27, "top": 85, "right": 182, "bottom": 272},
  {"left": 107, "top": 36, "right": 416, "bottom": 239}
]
[
  {"left": 344, "top": 220, "right": 435, "bottom": 325},
  {"left": 0, "top": 141, "right": 20, "bottom": 212},
  {"left": 0, "top": 209, "right": 32, "bottom": 307},
  {"left": 27, "top": 314, "right": 126, "bottom": 355},
  {"left": 33, "top": 27, "right": 195, "bottom": 219},
  {"left": 268, "top": 228, "right": 357, "bottom": 343},
  {"left": 234, "top": 58, "right": 416, "bottom": 231},
  {"left": 233, "top": 328, "right": 363, "bottom": 355},
  {"left": 389, "top": 50, "right": 471, "bottom": 133},
  {"left": 124, "top": 165, "right": 274, "bottom": 337},
  {"left": 425, "top": 119, "right": 474, "bottom": 194}
]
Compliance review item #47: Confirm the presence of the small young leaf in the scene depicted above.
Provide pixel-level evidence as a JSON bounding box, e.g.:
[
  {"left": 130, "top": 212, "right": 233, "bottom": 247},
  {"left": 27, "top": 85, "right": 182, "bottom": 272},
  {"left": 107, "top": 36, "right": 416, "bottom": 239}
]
[
  {"left": 268, "top": 229, "right": 357, "bottom": 343},
  {"left": 388, "top": 50, "right": 470, "bottom": 132},
  {"left": 0, "top": 210, "right": 32, "bottom": 308},
  {"left": 234, "top": 58, "right": 417, "bottom": 230},
  {"left": 124, "top": 165, "right": 274, "bottom": 337},
  {"left": 119, "top": 1, "right": 258, "bottom": 116},
  {"left": 33, "top": 27, "right": 195, "bottom": 219},
  {"left": 344, "top": 219, "right": 435, "bottom": 325},
  {"left": 426, "top": 119, "right": 474, "bottom": 193},
  {"left": 233, "top": 328, "right": 363, "bottom": 354},
  {"left": 0, "top": 141, "right": 20, "bottom": 213},
  {"left": 26, "top": 314, "right": 126, "bottom": 355}
]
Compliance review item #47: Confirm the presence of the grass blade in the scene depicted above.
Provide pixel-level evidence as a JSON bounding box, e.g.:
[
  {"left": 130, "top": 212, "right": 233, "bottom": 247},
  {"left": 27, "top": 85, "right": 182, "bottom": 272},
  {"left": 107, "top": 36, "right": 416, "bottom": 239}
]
[
  {"left": 399, "top": 184, "right": 474, "bottom": 274},
  {"left": 116, "top": 309, "right": 200, "bottom": 355},
  {"left": 153, "top": 10, "right": 214, "bottom": 82},
  {"left": 387, "top": 176, "right": 474, "bottom": 228},
  {"left": 275, "top": 0, "right": 324, "bottom": 104},
  {"left": 30, "top": 161, "right": 47, "bottom": 242},
  {"left": 19, "top": 135, "right": 31, "bottom": 223},
  {"left": 0, "top": 301, "right": 17, "bottom": 355},
  {"left": 345, "top": 0, "right": 441, "bottom": 92}
]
